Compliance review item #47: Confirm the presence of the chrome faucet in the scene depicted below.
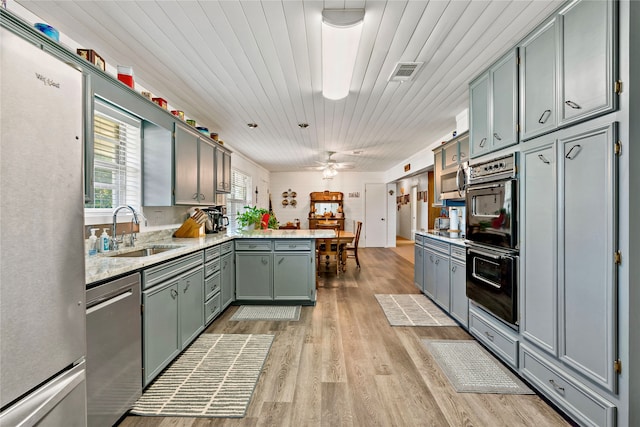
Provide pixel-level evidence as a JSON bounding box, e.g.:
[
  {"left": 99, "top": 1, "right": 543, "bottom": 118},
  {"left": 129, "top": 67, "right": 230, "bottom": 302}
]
[{"left": 111, "top": 205, "right": 140, "bottom": 250}]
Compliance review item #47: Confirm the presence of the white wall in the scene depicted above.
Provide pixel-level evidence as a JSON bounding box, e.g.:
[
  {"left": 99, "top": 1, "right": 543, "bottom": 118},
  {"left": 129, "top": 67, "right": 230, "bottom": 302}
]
[{"left": 270, "top": 171, "right": 385, "bottom": 237}]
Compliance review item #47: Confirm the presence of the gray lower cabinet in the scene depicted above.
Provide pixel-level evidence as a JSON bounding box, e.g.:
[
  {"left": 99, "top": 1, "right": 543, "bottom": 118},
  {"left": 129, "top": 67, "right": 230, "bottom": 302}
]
[
  {"left": 220, "top": 243, "right": 235, "bottom": 309},
  {"left": 449, "top": 245, "right": 468, "bottom": 328},
  {"left": 235, "top": 239, "right": 315, "bottom": 303},
  {"left": 235, "top": 251, "right": 273, "bottom": 300},
  {"left": 413, "top": 235, "right": 424, "bottom": 292},
  {"left": 521, "top": 140, "right": 558, "bottom": 355},
  {"left": 469, "top": 303, "right": 519, "bottom": 369},
  {"left": 520, "top": 344, "right": 616, "bottom": 427},
  {"left": 204, "top": 245, "right": 222, "bottom": 325},
  {"left": 273, "top": 252, "right": 314, "bottom": 300},
  {"left": 141, "top": 251, "right": 204, "bottom": 386},
  {"left": 415, "top": 235, "right": 467, "bottom": 329},
  {"left": 520, "top": 119, "right": 619, "bottom": 422},
  {"left": 423, "top": 237, "right": 450, "bottom": 311}
]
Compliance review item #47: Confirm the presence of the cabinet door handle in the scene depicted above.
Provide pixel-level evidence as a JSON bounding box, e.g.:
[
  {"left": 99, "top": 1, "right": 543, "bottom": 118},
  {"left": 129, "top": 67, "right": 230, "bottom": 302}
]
[
  {"left": 289, "top": 244, "right": 297, "bottom": 248},
  {"left": 200, "top": 193, "right": 205, "bottom": 200},
  {"left": 435, "top": 259, "right": 439, "bottom": 265},
  {"left": 171, "top": 288, "right": 178, "bottom": 299},
  {"left": 430, "top": 255, "right": 434, "bottom": 262},
  {"left": 565, "top": 144, "right": 582, "bottom": 160},
  {"left": 261, "top": 257, "right": 268, "bottom": 265},
  {"left": 548, "top": 379, "right": 565, "bottom": 393},
  {"left": 538, "top": 109, "right": 552, "bottom": 124},
  {"left": 249, "top": 244, "right": 257, "bottom": 248},
  {"left": 484, "top": 331, "right": 494, "bottom": 341},
  {"left": 192, "top": 193, "right": 199, "bottom": 200},
  {"left": 452, "top": 265, "right": 457, "bottom": 272},
  {"left": 452, "top": 154, "right": 457, "bottom": 162},
  {"left": 183, "top": 281, "right": 190, "bottom": 293},
  {"left": 278, "top": 257, "right": 284, "bottom": 265},
  {"left": 538, "top": 154, "right": 550, "bottom": 164},
  {"left": 479, "top": 137, "right": 487, "bottom": 148},
  {"left": 493, "top": 132, "right": 502, "bottom": 141},
  {"left": 565, "top": 100, "right": 581, "bottom": 109}
]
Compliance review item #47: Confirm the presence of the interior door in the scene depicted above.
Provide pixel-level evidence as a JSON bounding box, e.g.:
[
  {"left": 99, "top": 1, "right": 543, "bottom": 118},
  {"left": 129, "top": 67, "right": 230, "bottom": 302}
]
[{"left": 365, "top": 183, "right": 387, "bottom": 247}]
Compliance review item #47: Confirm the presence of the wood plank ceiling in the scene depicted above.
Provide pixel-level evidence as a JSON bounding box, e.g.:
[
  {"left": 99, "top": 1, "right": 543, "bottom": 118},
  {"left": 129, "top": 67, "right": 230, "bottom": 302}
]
[{"left": 18, "top": 0, "right": 562, "bottom": 172}]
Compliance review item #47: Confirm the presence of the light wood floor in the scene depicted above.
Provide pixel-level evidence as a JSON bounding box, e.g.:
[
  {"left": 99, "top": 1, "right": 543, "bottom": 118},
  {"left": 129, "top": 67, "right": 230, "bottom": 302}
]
[{"left": 120, "top": 247, "right": 573, "bottom": 427}]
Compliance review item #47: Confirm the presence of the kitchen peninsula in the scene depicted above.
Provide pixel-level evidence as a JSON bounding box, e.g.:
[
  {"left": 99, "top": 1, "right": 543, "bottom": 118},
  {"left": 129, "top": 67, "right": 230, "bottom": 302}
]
[{"left": 85, "top": 229, "right": 333, "bottom": 287}]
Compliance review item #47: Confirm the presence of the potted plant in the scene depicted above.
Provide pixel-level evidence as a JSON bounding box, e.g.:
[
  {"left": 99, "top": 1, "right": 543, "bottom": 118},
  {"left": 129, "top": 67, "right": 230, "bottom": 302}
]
[{"left": 237, "top": 206, "right": 279, "bottom": 229}]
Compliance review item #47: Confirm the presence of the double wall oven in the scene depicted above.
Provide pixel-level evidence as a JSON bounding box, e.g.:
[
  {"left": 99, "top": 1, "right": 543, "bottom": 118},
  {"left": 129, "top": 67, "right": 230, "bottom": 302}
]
[{"left": 465, "top": 153, "right": 519, "bottom": 327}]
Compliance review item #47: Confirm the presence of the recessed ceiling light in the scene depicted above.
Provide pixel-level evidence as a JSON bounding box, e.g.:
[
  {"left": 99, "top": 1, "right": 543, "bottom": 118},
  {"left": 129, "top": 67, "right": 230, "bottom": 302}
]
[
  {"left": 247, "top": 123, "right": 258, "bottom": 128},
  {"left": 351, "top": 150, "right": 363, "bottom": 155},
  {"left": 298, "top": 123, "right": 309, "bottom": 128}
]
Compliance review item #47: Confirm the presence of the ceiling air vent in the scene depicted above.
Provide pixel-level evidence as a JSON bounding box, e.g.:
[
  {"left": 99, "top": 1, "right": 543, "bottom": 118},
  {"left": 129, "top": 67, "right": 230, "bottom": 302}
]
[{"left": 388, "top": 62, "right": 423, "bottom": 82}]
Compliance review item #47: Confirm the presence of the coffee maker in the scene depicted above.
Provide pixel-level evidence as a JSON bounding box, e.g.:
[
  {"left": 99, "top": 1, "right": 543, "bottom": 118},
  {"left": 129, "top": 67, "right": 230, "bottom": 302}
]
[{"left": 203, "top": 206, "right": 229, "bottom": 233}]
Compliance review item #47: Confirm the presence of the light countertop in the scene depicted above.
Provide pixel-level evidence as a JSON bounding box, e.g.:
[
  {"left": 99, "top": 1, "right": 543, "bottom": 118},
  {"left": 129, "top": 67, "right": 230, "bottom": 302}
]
[
  {"left": 85, "top": 228, "right": 334, "bottom": 286},
  {"left": 415, "top": 230, "right": 466, "bottom": 246}
]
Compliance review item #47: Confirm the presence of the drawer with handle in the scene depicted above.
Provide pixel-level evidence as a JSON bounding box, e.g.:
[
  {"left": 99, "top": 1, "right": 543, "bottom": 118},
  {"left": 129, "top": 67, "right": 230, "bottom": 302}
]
[
  {"left": 205, "top": 271, "right": 221, "bottom": 300},
  {"left": 205, "top": 245, "right": 221, "bottom": 262},
  {"left": 469, "top": 304, "right": 519, "bottom": 369},
  {"left": 235, "top": 240, "right": 272, "bottom": 251},
  {"left": 204, "top": 258, "right": 220, "bottom": 277},
  {"left": 274, "top": 240, "right": 312, "bottom": 251},
  {"left": 205, "top": 292, "right": 222, "bottom": 324},
  {"left": 520, "top": 344, "right": 616, "bottom": 427}
]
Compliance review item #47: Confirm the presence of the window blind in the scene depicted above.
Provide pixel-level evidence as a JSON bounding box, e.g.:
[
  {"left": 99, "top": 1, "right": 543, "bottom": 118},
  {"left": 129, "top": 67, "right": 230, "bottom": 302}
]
[
  {"left": 226, "top": 169, "right": 252, "bottom": 228},
  {"left": 86, "top": 99, "right": 141, "bottom": 210}
]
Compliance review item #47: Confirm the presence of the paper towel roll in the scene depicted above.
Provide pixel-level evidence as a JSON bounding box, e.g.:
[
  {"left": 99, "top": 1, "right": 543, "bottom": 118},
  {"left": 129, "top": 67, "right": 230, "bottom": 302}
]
[{"left": 449, "top": 208, "right": 460, "bottom": 231}]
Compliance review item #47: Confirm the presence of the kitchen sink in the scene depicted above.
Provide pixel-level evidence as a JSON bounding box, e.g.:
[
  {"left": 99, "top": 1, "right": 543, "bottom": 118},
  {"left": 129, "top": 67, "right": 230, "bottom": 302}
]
[{"left": 109, "top": 245, "right": 184, "bottom": 258}]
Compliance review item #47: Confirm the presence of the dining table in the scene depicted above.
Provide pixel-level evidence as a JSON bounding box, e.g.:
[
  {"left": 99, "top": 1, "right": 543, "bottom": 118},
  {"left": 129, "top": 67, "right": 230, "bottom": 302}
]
[{"left": 316, "top": 230, "right": 355, "bottom": 272}]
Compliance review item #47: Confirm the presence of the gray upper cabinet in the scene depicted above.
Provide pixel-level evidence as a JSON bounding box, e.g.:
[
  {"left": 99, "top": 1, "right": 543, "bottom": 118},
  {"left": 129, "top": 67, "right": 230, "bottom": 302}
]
[
  {"left": 199, "top": 140, "right": 215, "bottom": 204},
  {"left": 519, "top": 18, "right": 558, "bottom": 141},
  {"left": 174, "top": 125, "right": 216, "bottom": 205},
  {"left": 491, "top": 49, "right": 518, "bottom": 151},
  {"left": 469, "top": 74, "right": 490, "bottom": 157},
  {"left": 520, "top": 0, "right": 617, "bottom": 142},
  {"left": 559, "top": 0, "right": 616, "bottom": 125},
  {"left": 215, "top": 147, "right": 232, "bottom": 194},
  {"left": 174, "top": 126, "right": 199, "bottom": 205},
  {"left": 432, "top": 149, "right": 443, "bottom": 205},
  {"left": 469, "top": 49, "right": 518, "bottom": 158}
]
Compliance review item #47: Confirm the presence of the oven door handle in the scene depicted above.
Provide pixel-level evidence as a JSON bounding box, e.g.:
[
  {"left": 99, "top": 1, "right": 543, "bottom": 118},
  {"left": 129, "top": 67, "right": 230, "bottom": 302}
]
[
  {"left": 468, "top": 247, "right": 503, "bottom": 260},
  {"left": 467, "top": 182, "right": 504, "bottom": 192},
  {"left": 471, "top": 272, "right": 503, "bottom": 289}
]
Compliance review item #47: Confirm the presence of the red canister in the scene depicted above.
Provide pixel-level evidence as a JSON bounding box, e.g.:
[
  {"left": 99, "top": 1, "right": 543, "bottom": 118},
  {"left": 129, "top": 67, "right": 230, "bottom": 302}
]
[{"left": 117, "top": 66, "right": 134, "bottom": 88}]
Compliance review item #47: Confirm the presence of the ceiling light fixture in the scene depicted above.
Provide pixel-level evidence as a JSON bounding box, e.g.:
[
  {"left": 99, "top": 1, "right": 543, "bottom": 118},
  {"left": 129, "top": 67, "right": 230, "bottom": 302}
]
[
  {"left": 247, "top": 123, "right": 258, "bottom": 128},
  {"left": 298, "top": 123, "right": 309, "bottom": 128},
  {"left": 321, "top": 9, "right": 365, "bottom": 100},
  {"left": 322, "top": 165, "right": 338, "bottom": 179}
]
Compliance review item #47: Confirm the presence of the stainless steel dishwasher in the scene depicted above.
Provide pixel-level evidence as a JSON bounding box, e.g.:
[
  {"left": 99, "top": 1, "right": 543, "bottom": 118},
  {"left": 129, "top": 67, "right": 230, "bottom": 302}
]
[{"left": 86, "top": 273, "right": 142, "bottom": 427}]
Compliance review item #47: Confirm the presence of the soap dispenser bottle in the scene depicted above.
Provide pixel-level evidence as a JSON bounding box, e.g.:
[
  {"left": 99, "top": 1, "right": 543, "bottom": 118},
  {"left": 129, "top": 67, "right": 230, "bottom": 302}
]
[
  {"left": 88, "top": 228, "right": 99, "bottom": 256},
  {"left": 100, "top": 228, "right": 110, "bottom": 253}
]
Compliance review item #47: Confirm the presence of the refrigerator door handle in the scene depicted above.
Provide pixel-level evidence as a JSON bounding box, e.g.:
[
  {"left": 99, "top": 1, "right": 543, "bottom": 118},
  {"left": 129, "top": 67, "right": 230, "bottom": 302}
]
[{"left": 0, "top": 362, "right": 85, "bottom": 427}]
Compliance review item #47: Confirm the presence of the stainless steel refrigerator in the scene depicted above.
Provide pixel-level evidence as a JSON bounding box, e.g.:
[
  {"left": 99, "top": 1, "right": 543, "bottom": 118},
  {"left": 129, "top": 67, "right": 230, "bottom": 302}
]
[{"left": 0, "top": 26, "right": 87, "bottom": 425}]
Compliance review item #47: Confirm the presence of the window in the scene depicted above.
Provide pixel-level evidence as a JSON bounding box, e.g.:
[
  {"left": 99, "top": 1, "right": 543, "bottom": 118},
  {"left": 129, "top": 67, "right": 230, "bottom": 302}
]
[
  {"left": 85, "top": 98, "right": 141, "bottom": 215},
  {"left": 226, "top": 169, "right": 252, "bottom": 229}
]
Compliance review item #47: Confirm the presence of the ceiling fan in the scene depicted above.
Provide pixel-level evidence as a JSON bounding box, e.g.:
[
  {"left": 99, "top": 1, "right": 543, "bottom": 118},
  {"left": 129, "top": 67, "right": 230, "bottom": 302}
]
[{"left": 305, "top": 151, "right": 355, "bottom": 179}]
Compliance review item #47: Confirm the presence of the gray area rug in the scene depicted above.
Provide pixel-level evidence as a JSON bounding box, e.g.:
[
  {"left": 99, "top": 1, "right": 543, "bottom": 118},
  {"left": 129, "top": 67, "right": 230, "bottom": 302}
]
[
  {"left": 230, "top": 305, "right": 301, "bottom": 321},
  {"left": 423, "top": 340, "right": 533, "bottom": 394},
  {"left": 131, "top": 334, "right": 274, "bottom": 417},
  {"left": 374, "top": 294, "right": 458, "bottom": 326}
]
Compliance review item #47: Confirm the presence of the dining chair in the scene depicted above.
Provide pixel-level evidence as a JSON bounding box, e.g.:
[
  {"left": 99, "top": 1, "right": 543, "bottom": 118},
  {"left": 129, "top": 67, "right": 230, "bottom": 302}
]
[
  {"left": 316, "top": 225, "right": 341, "bottom": 275},
  {"left": 345, "top": 221, "right": 362, "bottom": 269}
]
